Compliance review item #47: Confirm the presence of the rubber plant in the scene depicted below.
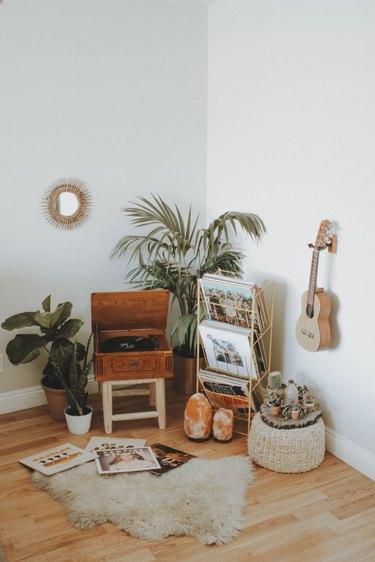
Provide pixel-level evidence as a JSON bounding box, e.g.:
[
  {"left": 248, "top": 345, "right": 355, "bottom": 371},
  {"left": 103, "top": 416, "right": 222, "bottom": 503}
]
[
  {"left": 1, "top": 295, "right": 85, "bottom": 388},
  {"left": 111, "top": 195, "right": 265, "bottom": 358}
]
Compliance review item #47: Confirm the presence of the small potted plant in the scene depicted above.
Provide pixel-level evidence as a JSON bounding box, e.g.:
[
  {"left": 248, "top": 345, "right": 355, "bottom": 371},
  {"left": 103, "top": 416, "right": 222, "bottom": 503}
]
[
  {"left": 281, "top": 401, "right": 304, "bottom": 420},
  {"left": 290, "top": 402, "right": 303, "bottom": 420},
  {"left": 304, "top": 394, "right": 316, "bottom": 413},
  {"left": 50, "top": 335, "right": 94, "bottom": 434},
  {"left": 268, "top": 371, "right": 282, "bottom": 391},
  {"left": 295, "top": 383, "right": 309, "bottom": 404},
  {"left": 268, "top": 390, "right": 283, "bottom": 416},
  {"left": 1, "top": 295, "right": 85, "bottom": 420}
]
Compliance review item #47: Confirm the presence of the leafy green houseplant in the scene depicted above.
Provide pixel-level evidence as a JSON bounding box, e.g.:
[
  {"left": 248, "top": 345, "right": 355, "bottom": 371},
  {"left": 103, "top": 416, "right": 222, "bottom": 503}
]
[
  {"left": 1, "top": 295, "right": 86, "bottom": 389},
  {"left": 50, "top": 335, "right": 93, "bottom": 416},
  {"left": 111, "top": 195, "right": 265, "bottom": 360}
]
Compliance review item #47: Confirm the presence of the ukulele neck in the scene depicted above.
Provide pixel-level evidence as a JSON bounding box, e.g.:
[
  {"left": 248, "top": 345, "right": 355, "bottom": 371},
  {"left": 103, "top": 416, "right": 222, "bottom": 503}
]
[{"left": 306, "top": 248, "right": 320, "bottom": 318}]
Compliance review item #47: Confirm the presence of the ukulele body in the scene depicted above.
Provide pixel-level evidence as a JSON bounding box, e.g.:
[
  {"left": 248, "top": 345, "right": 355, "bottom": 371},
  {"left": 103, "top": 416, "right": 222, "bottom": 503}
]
[{"left": 295, "top": 288, "right": 331, "bottom": 352}]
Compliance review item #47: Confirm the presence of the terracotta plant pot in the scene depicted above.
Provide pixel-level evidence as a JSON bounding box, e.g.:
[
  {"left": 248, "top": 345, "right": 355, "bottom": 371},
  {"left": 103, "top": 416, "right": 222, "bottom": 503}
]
[
  {"left": 173, "top": 348, "right": 205, "bottom": 395},
  {"left": 291, "top": 410, "right": 300, "bottom": 420},
  {"left": 305, "top": 401, "right": 315, "bottom": 413},
  {"left": 271, "top": 405, "right": 281, "bottom": 416},
  {"left": 41, "top": 377, "right": 67, "bottom": 421}
]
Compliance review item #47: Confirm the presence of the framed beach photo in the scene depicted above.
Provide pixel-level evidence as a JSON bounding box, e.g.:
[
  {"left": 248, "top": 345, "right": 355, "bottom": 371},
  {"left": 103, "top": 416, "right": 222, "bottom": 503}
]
[
  {"left": 199, "top": 274, "right": 257, "bottom": 328},
  {"left": 95, "top": 446, "right": 161, "bottom": 474},
  {"left": 198, "top": 319, "right": 258, "bottom": 379}
]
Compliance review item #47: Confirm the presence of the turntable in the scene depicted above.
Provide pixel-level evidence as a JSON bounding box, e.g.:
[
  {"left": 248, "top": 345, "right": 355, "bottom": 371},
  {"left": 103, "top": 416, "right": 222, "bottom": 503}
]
[
  {"left": 100, "top": 335, "right": 159, "bottom": 353},
  {"left": 91, "top": 290, "right": 173, "bottom": 382}
]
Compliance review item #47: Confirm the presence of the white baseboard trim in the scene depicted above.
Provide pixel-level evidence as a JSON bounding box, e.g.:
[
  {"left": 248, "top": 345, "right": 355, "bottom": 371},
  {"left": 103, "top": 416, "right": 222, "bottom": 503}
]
[
  {"left": 325, "top": 427, "right": 375, "bottom": 481},
  {"left": 0, "top": 376, "right": 99, "bottom": 415}
]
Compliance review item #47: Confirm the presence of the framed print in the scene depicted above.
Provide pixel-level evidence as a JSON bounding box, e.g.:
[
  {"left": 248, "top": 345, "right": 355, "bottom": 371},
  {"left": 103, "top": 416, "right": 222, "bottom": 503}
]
[
  {"left": 198, "top": 319, "right": 257, "bottom": 379},
  {"left": 200, "top": 274, "right": 258, "bottom": 328}
]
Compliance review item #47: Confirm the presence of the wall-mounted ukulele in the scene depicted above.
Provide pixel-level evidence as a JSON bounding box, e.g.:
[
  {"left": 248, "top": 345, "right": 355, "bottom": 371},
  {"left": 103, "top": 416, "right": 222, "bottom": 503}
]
[{"left": 296, "top": 219, "right": 337, "bottom": 352}]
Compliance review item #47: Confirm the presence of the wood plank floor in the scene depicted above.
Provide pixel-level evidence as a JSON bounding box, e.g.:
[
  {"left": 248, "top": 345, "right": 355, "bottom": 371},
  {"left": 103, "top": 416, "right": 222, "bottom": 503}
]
[{"left": 1, "top": 384, "right": 374, "bottom": 562}]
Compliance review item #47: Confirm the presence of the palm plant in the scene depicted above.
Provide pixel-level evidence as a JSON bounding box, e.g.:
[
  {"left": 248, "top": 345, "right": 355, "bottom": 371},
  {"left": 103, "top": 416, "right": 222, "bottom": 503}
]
[{"left": 111, "top": 195, "right": 265, "bottom": 358}]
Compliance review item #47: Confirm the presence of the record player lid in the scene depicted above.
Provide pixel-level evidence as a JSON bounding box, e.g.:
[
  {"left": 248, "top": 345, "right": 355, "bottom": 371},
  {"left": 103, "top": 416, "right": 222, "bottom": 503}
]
[{"left": 91, "top": 290, "right": 170, "bottom": 331}]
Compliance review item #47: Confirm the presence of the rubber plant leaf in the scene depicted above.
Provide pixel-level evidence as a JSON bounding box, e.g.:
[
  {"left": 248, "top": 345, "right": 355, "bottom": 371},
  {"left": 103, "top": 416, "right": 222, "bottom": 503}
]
[
  {"left": 49, "top": 302, "right": 73, "bottom": 329},
  {"left": 1, "top": 312, "right": 42, "bottom": 331},
  {"left": 57, "top": 319, "right": 84, "bottom": 339},
  {"left": 5, "top": 334, "right": 48, "bottom": 365},
  {"left": 42, "top": 295, "right": 51, "bottom": 312}
]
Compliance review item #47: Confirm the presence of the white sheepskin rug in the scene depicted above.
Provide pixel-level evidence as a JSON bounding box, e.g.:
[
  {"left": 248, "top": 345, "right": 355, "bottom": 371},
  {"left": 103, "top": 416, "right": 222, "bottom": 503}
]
[{"left": 32, "top": 455, "right": 254, "bottom": 545}]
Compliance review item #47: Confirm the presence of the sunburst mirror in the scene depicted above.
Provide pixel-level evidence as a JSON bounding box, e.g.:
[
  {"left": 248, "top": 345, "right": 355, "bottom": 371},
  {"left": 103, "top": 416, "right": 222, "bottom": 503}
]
[{"left": 42, "top": 178, "right": 92, "bottom": 230}]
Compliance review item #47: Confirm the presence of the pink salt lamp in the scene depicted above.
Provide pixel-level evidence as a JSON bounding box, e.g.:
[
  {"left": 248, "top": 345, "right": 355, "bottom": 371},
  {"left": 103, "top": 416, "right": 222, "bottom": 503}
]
[
  {"left": 213, "top": 408, "right": 234, "bottom": 443},
  {"left": 184, "top": 393, "right": 213, "bottom": 441}
]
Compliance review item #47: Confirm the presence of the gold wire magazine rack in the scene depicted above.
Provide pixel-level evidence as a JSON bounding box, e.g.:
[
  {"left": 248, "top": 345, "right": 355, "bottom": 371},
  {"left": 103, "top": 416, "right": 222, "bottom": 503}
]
[{"left": 196, "top": 274, "right": 274, "bottom": 435}]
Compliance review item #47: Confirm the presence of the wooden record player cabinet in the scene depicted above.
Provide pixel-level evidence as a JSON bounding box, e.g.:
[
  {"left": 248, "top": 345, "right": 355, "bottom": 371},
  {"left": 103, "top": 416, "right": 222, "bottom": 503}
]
[{"left": 91, "top": 290, "right": 173, "bottom": 434}]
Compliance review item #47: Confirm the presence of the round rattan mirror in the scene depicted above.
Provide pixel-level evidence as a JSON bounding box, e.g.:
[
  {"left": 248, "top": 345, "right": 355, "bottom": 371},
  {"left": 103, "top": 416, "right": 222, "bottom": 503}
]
[{"left": 42, "top": 178, "right": 92, "bottom": 230}]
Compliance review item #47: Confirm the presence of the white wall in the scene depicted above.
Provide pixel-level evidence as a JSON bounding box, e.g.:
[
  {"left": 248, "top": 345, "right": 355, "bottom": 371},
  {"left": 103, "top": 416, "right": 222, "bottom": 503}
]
[
  {"left": 208, "top": 0, "right": 375, "bottom": 478},
  {"left": 0, "top": 0, "right": 207, "bottom": 391}
]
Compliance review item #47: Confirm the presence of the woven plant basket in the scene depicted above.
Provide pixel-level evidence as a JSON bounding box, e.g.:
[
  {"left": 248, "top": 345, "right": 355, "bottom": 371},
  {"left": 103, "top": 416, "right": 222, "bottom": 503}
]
[{"left": 248, "top": 413, "right": 325, "bottom": 473}]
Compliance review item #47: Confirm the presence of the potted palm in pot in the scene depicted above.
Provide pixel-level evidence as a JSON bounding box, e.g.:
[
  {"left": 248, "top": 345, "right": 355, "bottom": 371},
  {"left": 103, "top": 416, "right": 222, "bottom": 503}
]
[
  {"left": 50, "top": 335, "right": 94, "bottom": 434},
  {"left": 1, "top": 295, "right": 86, "bottom": 420},
  {"left": 111, "top": 195, "right": 265, "bottom": 393}
]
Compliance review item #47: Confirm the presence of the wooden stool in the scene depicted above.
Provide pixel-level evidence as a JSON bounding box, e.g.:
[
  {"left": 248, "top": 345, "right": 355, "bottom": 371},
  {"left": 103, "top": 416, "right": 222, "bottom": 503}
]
[
  {"left": 101, "top": 378, "right": 166, "bottom": 434},
  {"left": 91, "top": 290, "right": 174, "bottom": 435}
]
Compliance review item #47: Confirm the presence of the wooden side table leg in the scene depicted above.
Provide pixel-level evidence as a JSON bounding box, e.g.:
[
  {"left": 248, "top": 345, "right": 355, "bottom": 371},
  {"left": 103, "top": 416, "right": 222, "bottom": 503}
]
[
  {"left": 155, "top": 379, "right": 166, "bottom": 430},
  {"left": 149, "top": 382, "right": 156, "bottom": 406},
  {"left": 102, "top": 381, "right": 113, "bottom": 434}
]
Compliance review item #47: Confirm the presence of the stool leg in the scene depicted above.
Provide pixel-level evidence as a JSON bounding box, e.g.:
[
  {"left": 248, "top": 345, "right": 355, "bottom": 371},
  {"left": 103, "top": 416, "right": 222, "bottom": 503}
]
[
  {"left": 155, "top": 379, "right": 166, "bottom": 430},
  {"left": 149, "top": 382, "right": 156, "bottom": 406},
  {"left": 98, "top": 382, "right": 102, "bottom": 408},
  {"left": 102, "top": 381, "right": 113, "bottom": 434}
]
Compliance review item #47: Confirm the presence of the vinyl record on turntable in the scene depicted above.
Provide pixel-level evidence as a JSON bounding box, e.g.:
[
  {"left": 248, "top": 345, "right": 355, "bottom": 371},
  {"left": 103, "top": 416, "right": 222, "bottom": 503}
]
[{"left": 100, "top": 335, "right": 159, "bottom": 353}]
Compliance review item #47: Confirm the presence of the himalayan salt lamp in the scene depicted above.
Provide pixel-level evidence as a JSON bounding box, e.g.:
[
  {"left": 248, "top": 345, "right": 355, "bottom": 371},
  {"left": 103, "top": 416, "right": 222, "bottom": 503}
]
[
  {"left": 184, "top": 393, "right": 213, "bottom": 441},
  {"left": 212, "top": 408, "right": 234, "bottom": 443}
]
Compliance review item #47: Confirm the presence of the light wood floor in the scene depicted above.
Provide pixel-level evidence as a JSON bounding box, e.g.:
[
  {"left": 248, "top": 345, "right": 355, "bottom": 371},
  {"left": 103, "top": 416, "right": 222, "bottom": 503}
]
[{"left": 1, "top": 384, "right": 374, "bottom": 562}]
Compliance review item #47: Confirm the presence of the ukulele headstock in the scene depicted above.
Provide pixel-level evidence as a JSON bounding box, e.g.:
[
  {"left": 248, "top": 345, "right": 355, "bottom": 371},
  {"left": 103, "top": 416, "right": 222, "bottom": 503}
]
[{"left": 313, "top": 219, "right": 337, "bottom": 253}]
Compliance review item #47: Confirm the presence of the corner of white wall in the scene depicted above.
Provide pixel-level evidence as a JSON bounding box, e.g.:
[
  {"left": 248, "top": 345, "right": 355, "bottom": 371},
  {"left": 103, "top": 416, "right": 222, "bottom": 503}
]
[{"left": 325, "top": 427, "right": 375, "bottom": 481}]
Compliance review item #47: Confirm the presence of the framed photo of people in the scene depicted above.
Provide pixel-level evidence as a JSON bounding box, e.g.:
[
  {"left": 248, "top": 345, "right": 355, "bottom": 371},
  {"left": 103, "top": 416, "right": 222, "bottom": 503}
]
[{"left": 199, "top": 274, "right": 260, "bottom": 327}]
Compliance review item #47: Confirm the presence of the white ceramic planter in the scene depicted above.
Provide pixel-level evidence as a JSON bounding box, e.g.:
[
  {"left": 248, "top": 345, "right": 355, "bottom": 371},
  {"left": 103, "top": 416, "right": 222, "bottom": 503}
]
[{"left": 65, "top": 406, "right": 93, "bottom": 435}]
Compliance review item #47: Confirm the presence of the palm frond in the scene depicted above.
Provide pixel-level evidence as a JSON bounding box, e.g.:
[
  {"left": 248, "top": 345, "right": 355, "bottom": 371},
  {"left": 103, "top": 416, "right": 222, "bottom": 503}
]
[{"left": 111, "top": 195, "right": 265, "bottom": 355}]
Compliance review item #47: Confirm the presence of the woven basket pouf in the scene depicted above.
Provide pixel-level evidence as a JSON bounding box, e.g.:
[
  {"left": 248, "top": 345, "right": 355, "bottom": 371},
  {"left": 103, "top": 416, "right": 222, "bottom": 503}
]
[{"left": 248, "top": 412, "right": 325, "bottom": 473}]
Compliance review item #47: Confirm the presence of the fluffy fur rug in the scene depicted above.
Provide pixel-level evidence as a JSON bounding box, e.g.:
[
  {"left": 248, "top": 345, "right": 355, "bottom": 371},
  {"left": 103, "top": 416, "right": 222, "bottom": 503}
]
[{"left": 32, "top": 455, "right": 254, "bottom": 545}]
